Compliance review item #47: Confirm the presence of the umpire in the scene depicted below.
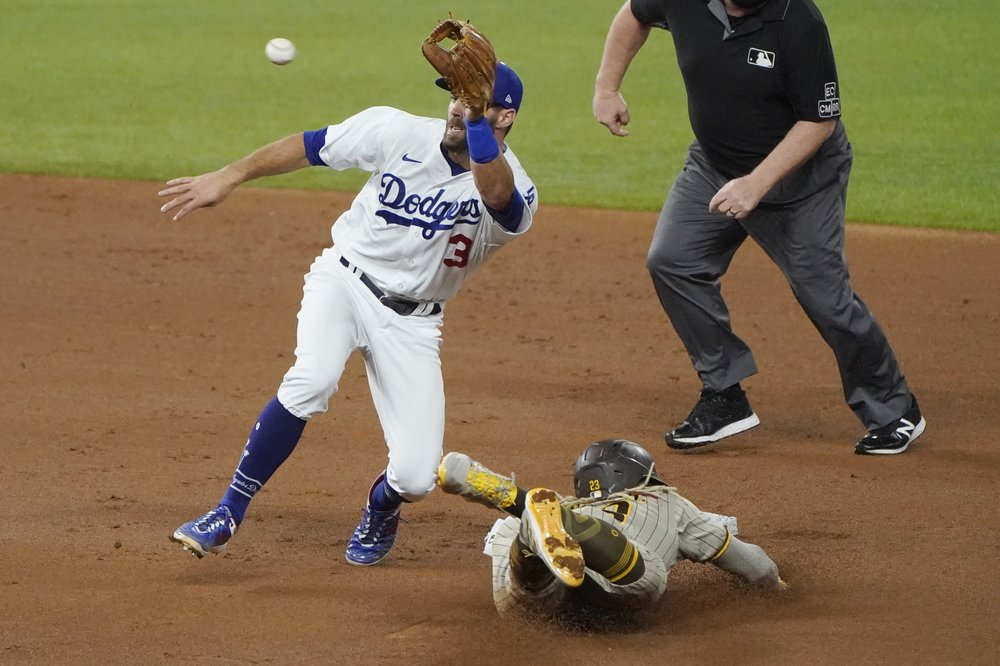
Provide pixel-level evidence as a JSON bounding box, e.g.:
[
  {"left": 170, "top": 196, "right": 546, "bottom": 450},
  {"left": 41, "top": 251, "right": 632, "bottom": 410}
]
[{"left": 593, "top": 0, "right": 925, "bottom": 455}]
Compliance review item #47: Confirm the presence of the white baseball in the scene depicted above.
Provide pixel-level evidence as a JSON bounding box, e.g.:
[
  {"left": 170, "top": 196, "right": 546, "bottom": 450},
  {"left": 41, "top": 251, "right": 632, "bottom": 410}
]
[{"left": 265, "top": 38, "right": 295, "bottom": 66}]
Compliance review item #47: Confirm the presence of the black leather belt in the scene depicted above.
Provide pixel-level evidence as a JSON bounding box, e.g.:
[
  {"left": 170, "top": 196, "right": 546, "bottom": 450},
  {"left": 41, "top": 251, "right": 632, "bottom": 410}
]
[{"left": 339, "top": 256, "right": 442, "bottom": 317}]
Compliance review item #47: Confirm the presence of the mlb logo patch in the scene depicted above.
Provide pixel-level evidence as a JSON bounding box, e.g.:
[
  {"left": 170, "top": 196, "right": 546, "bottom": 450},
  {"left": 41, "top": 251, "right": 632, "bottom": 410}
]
[{"left": 748, "top": 48, "right": 775, "bottom": 68}]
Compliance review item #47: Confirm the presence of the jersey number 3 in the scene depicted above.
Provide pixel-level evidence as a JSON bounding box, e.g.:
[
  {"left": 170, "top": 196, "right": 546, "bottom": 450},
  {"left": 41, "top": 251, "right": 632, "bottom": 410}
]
[{"left": 444, "top": 233, "right": 472, "bottom": 268}]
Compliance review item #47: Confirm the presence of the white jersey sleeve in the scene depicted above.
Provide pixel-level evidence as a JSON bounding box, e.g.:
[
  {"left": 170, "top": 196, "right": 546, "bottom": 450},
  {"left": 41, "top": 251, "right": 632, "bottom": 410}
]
[{"left": 316, "top": 106, "right": 394, "bottom": 172}]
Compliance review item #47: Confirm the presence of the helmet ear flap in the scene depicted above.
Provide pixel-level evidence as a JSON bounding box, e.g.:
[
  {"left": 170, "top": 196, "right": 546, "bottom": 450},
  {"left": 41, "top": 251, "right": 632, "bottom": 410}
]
[{"left": 573, "top": 462, "right": 614, "bottom": 499}]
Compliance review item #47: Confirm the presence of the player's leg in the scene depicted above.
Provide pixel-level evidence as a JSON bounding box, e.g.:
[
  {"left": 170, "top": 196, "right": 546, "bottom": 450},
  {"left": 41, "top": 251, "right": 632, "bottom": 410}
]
[
  {"left": 438, "top": 457, "right": 645, "bottom": 584},
  {"left": 436, "top": 452, "right": 526, "bottom": 516},
  {"left": 492, "top": 506, "right": 657, "bottom": 619},
  {"left": 744, "top": 175, "right": 921, "bottom": 453},
  {"left": 562, "top": 509, "right": 646, "bottom": 586},
  {"left": 170, "top": 396, "right": 309, "bottom": 558},
  {"left": 649, "top": 144, "right": 760, "bottom": 449},
  {"left": 344, "top": 311, "right": 446, "bottom": 565},
  {"left": 519, "top": 488, "right": 650, "bottom": 589},
  {"left": 487, "top": 517, "right": 568, "bottom": 617},
  {"left": 506, "top": 533, "right": 555, "bottom": 588},
  {"left": 171, "top": 253, "right": 360, "bottom": 557}
]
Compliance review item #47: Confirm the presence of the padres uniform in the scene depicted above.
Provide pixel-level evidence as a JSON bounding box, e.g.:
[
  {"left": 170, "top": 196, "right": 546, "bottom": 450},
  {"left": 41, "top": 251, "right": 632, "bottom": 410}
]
[
  {"left": 487, "top": 490, "right": 755, "bottom": 617},
  {"left": 278, "top": 106, "right": 537, "bottom": 498}
]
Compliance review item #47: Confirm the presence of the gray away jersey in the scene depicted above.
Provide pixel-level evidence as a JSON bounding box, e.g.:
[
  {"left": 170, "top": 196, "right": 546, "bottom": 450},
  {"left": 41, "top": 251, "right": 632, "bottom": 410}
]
[{"left": 486, "top": 490, "right": 730, "bottom": 616}]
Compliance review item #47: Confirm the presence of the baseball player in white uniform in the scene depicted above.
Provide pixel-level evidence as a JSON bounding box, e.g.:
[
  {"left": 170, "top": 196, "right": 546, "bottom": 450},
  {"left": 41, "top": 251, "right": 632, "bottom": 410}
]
[
  {"left": 437, "top": 440, "right": 785, "bottom": 625},
  {"left": 161, "top": 62, "right": 537, "bottom": 567}
]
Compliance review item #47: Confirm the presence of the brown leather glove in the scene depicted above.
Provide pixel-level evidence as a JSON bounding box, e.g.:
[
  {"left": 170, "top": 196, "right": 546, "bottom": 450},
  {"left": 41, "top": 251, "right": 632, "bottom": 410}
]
[{"left": 422, "top": 18, "right": 497, "bottom": 114}]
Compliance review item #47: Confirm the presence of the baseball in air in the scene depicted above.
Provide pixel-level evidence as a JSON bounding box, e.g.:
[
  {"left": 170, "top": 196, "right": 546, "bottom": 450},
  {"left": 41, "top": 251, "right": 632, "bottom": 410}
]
[{"left": 265, "top": 38, "right": 295, "bottom": 65}]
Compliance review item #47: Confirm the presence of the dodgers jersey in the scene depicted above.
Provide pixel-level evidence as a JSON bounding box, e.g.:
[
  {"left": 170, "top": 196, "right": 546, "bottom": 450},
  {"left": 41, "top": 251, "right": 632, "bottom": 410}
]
[{"left": 305, "top": 106, "right": 537, "bottom": 303}]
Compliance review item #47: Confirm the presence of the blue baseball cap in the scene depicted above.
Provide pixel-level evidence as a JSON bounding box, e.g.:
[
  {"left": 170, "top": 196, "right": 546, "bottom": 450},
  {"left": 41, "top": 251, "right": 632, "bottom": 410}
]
[{"left": 435, "top": 61, "right": 523, "bottom": 111}]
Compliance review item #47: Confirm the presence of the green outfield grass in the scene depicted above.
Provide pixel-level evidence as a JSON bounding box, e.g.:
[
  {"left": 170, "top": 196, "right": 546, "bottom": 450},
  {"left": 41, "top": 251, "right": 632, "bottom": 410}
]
[{"left": 1, "top": 0, "right": 996, "bottom": 230}]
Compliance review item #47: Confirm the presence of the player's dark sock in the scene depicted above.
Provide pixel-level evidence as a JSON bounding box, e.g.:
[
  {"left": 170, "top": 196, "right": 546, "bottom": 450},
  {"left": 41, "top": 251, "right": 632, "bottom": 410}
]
[
  {"left": 369, "top": 474, "right": 405, "bottom": 512},
  {"left": 504, "top": 487, "right": 527, "bottom": 518},
  {"left": 563, "top": 510, "right": 645, "bottom": 585},
  {"left": 219, "top": 396, "right": 307, "bottom": 524},
  {"left": 509, "top": 536, "right": 555, "bottom": 591}
]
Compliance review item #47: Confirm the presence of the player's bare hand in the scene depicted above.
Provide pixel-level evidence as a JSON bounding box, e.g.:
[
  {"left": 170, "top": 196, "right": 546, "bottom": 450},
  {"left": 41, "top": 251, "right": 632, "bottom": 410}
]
[
  {"left": 593, "top": 89, "right": 631, "bottom": 137},
  {"left": 708, "top": 176, "right": 766, "bottom": 220},
  {"left": 158, "top": 170, "right": 236, "bottom": 222}
]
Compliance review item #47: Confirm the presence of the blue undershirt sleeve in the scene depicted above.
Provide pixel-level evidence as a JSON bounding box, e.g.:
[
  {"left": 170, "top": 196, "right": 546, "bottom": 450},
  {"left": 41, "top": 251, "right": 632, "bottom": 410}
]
[
  {"left": 485, "top": 190, "right": 526, "bottom": 233},
  {"left": 303, "top": 128, "right": 329, "bottom": 166}
]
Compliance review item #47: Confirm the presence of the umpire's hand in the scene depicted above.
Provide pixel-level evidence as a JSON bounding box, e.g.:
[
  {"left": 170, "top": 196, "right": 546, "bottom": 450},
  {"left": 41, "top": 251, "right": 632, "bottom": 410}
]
[
  {"left": 709, "top": 177, "right": 766, "bottom": 220},
  {"left": 593, "top": 89, "right": 631, "bottom": 137}
]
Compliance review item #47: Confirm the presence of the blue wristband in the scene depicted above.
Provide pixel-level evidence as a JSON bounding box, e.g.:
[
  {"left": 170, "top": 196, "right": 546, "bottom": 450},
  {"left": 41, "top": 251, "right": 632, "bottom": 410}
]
[{"left": 464, "top": 116, "right": 500, "bottom": 164}]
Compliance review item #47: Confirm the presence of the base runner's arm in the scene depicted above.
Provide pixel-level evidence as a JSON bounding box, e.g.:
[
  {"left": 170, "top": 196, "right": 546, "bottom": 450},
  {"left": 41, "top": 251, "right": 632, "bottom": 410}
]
[
  {"left": 710, "top": 534, "right": 785, "bottom": 591},
  {"left": 159, "top": 133, "right": 310, "bottom": 221}
]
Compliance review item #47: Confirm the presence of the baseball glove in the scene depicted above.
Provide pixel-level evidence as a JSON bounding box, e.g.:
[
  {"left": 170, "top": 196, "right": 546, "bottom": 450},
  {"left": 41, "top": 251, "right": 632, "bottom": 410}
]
[{"left": 422, "top": 18, "right": 497, "bottom": 114}]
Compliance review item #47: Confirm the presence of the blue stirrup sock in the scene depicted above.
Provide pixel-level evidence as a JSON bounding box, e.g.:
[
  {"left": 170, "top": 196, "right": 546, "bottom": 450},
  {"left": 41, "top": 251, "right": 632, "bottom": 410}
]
[
  {"left": 369, "top": 474, "right": 405, "bottom": 513},
  {"left": 219, "top": 397, "right": 307, "bottom": 524}
]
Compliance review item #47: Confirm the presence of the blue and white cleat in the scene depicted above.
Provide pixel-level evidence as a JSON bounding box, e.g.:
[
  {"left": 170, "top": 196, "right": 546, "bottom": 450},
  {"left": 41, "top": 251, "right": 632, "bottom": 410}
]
[
  {"left": 344, "top": 504, "right": 401, "bottom": 566},
  {"left": 170, "top": 505, "right": 238, "bottom": 558}
]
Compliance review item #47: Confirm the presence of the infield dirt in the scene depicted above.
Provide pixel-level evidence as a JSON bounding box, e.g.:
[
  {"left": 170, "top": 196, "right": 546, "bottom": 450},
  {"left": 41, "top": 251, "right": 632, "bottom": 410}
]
[{"left": 2, "top": 174, "right": 997, "bottom": 663}]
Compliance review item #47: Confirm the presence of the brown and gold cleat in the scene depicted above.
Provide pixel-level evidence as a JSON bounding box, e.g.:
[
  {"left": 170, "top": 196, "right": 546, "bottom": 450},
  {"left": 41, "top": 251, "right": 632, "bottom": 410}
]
[{"left": 522, "top": 488, "right": 586, "bottom": 588}]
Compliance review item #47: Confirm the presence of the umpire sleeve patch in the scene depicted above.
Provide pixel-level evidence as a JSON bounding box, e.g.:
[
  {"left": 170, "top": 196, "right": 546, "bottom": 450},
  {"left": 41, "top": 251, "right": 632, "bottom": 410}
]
[{"left": 818, "top": 82, "right": 841, "bottom": 118}]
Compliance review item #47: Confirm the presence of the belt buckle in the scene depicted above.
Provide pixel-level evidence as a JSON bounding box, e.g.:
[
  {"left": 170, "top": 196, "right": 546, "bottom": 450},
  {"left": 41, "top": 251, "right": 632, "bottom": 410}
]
[{"left": 380, "top": 295, "right": 416, "bottom": 316}]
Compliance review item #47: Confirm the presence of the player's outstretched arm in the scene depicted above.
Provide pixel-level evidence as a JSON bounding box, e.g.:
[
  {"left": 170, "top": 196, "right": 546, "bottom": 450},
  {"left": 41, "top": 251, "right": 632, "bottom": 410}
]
[
  {"left": 158, "top": 133, "right": 310, "bottom": 221},
  {"left": 711, "top": 535, "right": 786, "bottom": 591}
]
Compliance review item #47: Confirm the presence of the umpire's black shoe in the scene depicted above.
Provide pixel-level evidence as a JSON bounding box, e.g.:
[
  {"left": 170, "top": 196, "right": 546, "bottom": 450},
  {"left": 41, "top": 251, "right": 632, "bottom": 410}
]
[
  {"left": 854, "top": 396, "right": 926, "bottom": 455},
  {"left": 665, "top": 386, "right": 760, "bottom": 450}
]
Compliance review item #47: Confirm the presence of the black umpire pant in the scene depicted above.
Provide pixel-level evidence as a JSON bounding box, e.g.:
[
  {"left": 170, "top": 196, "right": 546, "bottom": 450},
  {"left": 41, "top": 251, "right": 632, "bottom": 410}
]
[{"left": 647, "top": 133, "right": 912, "bottom": 429}]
